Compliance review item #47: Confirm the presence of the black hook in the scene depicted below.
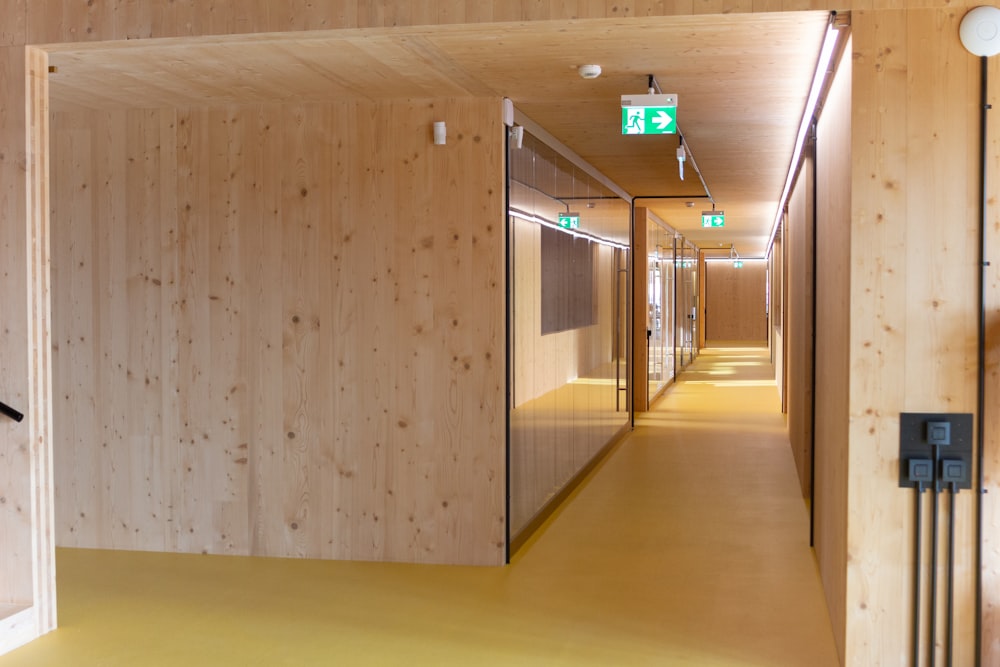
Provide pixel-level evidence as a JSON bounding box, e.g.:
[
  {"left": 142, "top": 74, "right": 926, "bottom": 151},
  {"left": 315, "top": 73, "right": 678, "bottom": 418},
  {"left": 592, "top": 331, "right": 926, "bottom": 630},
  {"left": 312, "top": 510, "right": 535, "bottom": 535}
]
[{"left": 0, "top": 401, "right": 24, "bottom": 422}]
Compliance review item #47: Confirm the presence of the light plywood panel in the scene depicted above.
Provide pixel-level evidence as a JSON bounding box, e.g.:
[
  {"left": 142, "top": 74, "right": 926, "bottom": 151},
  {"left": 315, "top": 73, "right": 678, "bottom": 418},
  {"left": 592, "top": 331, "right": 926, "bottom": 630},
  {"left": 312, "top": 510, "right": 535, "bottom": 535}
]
[
  {"left": 0, "top": 1, "right": 25, "bottom": 46},
  {"left": 848, "top": 15, "right": 909, "bottom": 666},
  {"left": 845, "top": 10, "right": 908, "bottom": 658},
  {"left": 50, "top": 111, "right": 98, "bottom": 547},
  {"left": 279, "top": 103, "right": 330, "bottom": 559},
  {"left": 206, "top": 106, "right": 250, "bottom": 555},
  {"left": 94, "top": 110, "right": 128, "bottom": 548},
  {"left": 784, "top": 152, "right": 815, "bottom": 498},
  {"left": 123, "top": 109, "right": 168, "bottom": 551},
  {"left": 50, "top": 97, "right": 506, "bottom": 566},
  {"left": 847, "top": 9, "right": 979, "bottom": 665},
  {"left": 0, "top": 46, "right": 33, "bottom": 612},
  {"left": 814, "top": 32, "right": 850, "bottom": 664},
  {"left": 704, "top": 260, "right": 767, "bottom": 342},
  {"left": 23, "top": 0, "right": 992, "bottom": 45},
  {"left": 244, "top": 105, "right": 286, "bottom": 558},
  {"left": 25, "top": 43, "right": 58, "bottom": 645},
  {"left": 173, "top": 106, "right": 209, "bottom": 553},
  {"left": 902, "top": 11, "right": 979, "bottom": 666}
]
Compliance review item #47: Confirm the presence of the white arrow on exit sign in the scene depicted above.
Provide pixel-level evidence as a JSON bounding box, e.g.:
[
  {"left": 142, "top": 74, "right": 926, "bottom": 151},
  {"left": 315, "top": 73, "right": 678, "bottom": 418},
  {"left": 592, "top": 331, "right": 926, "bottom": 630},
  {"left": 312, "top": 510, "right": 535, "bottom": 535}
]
[{"left": 652, "top": 110, "right": 673, "bottom": 131}]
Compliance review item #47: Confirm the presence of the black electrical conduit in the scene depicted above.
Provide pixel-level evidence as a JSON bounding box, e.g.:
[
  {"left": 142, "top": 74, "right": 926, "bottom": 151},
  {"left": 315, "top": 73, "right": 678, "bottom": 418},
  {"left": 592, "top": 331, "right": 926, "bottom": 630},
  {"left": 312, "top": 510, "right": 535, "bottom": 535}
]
[
  {"left": 504, "top": 127, "right": 512, "bottom": 565},
  {"left": 0, "top": 400, "right": 24, "bottom": 422},
  {"left": 975, "top": 53, "right": 990, "bottom": 667},
  {"left": 947, "top": 481, "right": 958, "bottom": 667},
  {"left": 914, "top": 482, "right": 925, "bottom": 667},
  {"left": 930, "top": 446, "right": 941, "bottom": 667},
  {"left": 645, "top": 73, "right": 716, "bottom": 209}
]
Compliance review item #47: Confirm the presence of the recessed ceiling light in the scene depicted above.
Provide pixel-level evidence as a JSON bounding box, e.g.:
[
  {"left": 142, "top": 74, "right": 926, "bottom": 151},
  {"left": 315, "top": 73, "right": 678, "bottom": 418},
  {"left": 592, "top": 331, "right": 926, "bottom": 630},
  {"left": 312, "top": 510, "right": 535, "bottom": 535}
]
[{"left": 578, "top": 64, "right": 602, "bottom": 79}]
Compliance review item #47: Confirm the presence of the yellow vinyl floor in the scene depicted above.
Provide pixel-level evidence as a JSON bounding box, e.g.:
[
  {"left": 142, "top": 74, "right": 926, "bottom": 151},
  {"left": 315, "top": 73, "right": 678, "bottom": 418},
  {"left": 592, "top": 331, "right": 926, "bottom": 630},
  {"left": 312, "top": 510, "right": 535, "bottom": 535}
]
[{"left": 1, "top": 346, "right": 839, "bottom": 666}]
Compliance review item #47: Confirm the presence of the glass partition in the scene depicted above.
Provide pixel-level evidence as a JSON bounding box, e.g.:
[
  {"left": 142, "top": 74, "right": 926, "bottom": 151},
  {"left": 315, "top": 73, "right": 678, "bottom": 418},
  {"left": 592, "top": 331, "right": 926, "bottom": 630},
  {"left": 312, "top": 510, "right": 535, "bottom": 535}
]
[
  {"left": 508, "top": 130, "right": 630, "bottom": 541},
  {"left": 675, "top": 239, "right": 699, "bottom": 370},
  {"left": 646, "top": 221, "right": 676, "bottom": 401}
]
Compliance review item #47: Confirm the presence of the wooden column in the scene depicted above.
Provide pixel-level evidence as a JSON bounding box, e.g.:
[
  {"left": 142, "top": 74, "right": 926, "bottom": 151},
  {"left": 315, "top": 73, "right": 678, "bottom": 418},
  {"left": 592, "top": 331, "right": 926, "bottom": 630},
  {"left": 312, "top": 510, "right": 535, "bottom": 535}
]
[
  {"left": 633, "top": 206, "right": 648, "bottom": 412},
  {"left": 0, "top": 45, "right": 57, "bottom": 656}
]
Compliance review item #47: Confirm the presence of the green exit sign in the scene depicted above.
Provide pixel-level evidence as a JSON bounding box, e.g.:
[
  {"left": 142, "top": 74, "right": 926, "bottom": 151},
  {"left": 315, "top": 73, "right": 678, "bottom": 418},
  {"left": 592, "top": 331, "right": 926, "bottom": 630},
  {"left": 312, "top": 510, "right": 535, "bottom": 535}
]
[
  {"left": 622, "top": 107, "right": 676, "bottom": 135},
  {"left": 621, "top": 93, "right": 678, "bottom": 135},
  {"left": 558, "top": 212, "right": 580, "bottom": 229},
  {"left": 733, "top": 260, "right": 744, "bottom": 268},
  {"left": 702, "top": 211, "right": 725, "bottom": 228}
]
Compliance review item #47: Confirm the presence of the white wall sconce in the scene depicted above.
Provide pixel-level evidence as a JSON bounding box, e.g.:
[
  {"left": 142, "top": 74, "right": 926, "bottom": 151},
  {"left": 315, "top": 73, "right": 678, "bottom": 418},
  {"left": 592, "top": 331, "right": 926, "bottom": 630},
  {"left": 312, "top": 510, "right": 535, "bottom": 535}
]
[
  {"left": 509, "top": 125, "right": 524, "bottom": 149},
  {"left": 433, "top": 121, "right": 447, "bottom": 145}
]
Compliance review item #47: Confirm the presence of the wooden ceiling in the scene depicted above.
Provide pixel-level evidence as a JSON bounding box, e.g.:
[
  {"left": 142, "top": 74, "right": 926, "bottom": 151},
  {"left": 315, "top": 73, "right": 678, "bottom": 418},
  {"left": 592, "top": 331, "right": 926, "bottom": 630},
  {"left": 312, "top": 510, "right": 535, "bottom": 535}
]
[{"left": 41, "top": 12, "right": 834, "bottom": 257}]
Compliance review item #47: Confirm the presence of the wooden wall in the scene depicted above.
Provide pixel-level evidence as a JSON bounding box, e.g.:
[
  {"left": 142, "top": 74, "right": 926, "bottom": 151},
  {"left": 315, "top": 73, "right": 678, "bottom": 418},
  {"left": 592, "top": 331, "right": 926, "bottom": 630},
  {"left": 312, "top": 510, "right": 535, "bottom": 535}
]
[
  {"left": 0, "top": 47, "right": 33, "bottom": 613},
  {"left": 48, "top": 99, "right": 507, "bottom": 565},
  {"left": 0, "top": 43, "right": 57, "bottom": 655},
  {"left": 813, "top": 39, "right": 851, "bottom": 664},
  {"left": 703, "top": 260, "right": 767, "bottom": 342},
  {"left": 848, "top": 9, "right": 981, "bottom": 665},
  {"left": 6, "top": 0, "right": 1000, "bottom": 660},
  {"left": 785, "top": 152, "right": 814, "bottom": 498}
]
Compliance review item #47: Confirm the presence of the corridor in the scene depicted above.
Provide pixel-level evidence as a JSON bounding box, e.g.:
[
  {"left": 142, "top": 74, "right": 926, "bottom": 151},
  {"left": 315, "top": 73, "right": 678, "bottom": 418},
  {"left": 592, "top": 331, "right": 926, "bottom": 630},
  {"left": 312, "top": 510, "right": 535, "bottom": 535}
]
[{"left": 0, "top": 346, "right": 839, "bottom": 666}]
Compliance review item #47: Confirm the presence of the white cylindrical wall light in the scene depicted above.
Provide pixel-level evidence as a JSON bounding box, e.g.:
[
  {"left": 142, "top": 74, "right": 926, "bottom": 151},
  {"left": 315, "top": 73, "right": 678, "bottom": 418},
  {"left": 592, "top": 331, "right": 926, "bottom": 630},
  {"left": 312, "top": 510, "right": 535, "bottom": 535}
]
[
  {"left": 510, "top": 125, "right": 524, "bottom": 149},
  {"left": 433, "top": 121, "right": 447, "bottom": 145}
]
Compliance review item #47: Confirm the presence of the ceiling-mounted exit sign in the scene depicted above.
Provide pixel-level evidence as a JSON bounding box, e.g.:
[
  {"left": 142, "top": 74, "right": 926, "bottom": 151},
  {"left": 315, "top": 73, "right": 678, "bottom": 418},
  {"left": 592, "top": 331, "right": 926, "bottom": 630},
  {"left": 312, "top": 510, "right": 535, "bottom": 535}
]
[
  {"left": 621, "top": 93, "right": 678, "bottom": 135},
  {"left": 558, "top": 212, "right": 580, "bottom": 229},
  {"left": 702, "top": 211, "right": 725, "bottom": 227}
]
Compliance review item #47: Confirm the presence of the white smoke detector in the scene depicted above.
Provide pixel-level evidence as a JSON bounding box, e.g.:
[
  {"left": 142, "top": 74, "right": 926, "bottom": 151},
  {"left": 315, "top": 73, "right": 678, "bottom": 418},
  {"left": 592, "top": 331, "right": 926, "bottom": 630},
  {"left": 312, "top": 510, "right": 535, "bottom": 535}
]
[
  {"left": 961, "top": 6, "right": 1000, "bottom": 56},
  {"left": 578, "top": 64, "right": 602, "bottom": 79}
]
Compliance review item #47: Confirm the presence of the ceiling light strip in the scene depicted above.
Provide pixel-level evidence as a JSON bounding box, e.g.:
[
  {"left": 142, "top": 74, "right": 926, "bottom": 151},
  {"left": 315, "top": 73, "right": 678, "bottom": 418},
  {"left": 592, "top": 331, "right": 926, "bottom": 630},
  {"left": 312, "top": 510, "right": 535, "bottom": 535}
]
[
  {"left": 765, "top": 13, "right": 845, "bottom": 258},
  {"left": 508, "top": 208, "right": 630, "bottom": 250}
]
